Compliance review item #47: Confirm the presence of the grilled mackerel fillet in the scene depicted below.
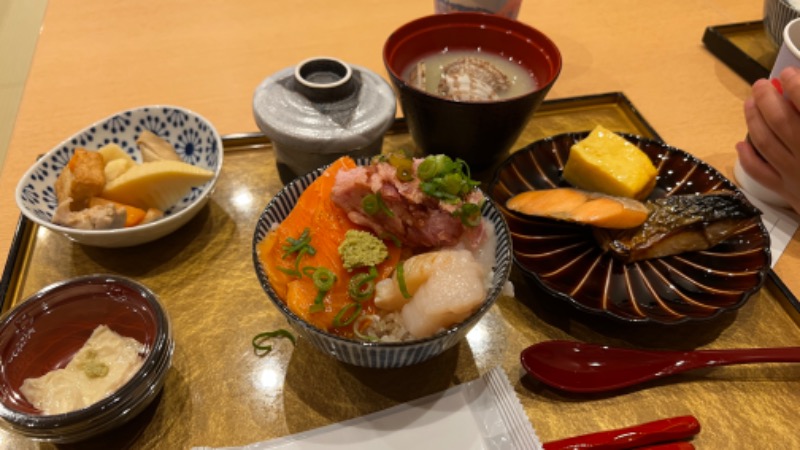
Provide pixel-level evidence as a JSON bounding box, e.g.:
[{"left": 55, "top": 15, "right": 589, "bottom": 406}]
[{"left": 593, "top": 190, "right": 761, "bottom": 263}]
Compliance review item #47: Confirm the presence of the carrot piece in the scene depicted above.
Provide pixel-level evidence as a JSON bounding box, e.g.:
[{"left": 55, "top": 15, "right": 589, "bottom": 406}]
[
  {"left": 257, "top": 156, "right": 402, "bottom": 336},
  {"left": 89, "top": 197, "right": 148, "bottom": 227}
]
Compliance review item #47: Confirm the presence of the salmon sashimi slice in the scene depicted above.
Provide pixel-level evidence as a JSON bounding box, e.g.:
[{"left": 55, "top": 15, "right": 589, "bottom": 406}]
[
  {"left": 506, "top": 187, "right": 650, "bottom": 229},
  {"left": 257, "top": 157, "right": 401, "bottom": 336}
]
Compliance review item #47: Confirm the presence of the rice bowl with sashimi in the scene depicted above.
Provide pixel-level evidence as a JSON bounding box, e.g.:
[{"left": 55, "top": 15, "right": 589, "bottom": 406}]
[{"left": 252, "top": 151, "right": 513, "bottom": 367}]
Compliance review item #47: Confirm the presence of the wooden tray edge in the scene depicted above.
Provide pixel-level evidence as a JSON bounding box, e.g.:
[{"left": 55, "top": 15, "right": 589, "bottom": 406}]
[{"left": 702, "top": 20, "right": 771, "bottom": 84}]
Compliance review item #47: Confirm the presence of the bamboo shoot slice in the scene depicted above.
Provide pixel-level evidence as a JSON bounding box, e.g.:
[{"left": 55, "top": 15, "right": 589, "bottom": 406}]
[{"left": 102, "top": 160, "right": 214, "bottom": 210}]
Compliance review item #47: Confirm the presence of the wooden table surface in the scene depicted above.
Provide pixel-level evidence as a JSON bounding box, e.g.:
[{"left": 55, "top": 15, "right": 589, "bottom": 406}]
[{"left": 1, "top": 1, "right": 798, "bottom": 449}]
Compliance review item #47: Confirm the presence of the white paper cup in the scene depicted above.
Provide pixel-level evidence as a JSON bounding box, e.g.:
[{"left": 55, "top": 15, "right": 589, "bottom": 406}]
[
  {"left": 735, "top": 17, "right": 800, "bottom": 208},
  {"left": 771, "top": 16, "right": 800, "bottom": 77}
]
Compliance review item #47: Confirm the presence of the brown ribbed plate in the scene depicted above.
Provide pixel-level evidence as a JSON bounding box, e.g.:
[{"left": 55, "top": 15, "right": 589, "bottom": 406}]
[{"left": 488, "top": 131, "right": 772, "bottom": 324}]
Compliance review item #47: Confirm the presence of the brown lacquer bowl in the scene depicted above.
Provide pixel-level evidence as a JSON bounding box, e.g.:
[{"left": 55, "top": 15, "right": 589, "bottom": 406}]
[{"left": 488, "top": 132, "right": 771, "bottom": 324}]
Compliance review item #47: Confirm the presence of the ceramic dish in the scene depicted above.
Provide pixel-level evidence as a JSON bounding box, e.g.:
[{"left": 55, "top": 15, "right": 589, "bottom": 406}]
[
  {"left": 488, "top": 131, "right": 771, "bottom": 324},
  {"left": 252, "top": 159, "right": 513, "bottom": 368},
  {"left": 15, "top": 105, "right": 223, "bottom": 248},
  {"left": 0, "top": 274, "right": 173, "bottom": 443}
]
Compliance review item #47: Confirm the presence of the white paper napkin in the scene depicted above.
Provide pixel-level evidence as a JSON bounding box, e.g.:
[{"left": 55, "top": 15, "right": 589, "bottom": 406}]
[
  {"left": 740, "top": 193, "right": 800, "bottom": 267},
  {"left": 194, "top": 367, "right": 542, "bottom": 450}
]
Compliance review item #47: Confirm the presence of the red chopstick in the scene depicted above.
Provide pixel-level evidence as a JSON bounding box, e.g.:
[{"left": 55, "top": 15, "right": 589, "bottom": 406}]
[
  {"left": 636, "top": 443, "right": 695, "bottom": 450},
  {"left": 543, "top": 415, "right": 700, "bottom": 450}
]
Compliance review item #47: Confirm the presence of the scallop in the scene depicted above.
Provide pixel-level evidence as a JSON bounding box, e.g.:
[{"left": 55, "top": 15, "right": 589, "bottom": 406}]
[
  {"left": 374, "top": 248, "right": 489, "bottom": 338},
  {"left": 437, "top": 57, "right": 511, "bottom": 101}
]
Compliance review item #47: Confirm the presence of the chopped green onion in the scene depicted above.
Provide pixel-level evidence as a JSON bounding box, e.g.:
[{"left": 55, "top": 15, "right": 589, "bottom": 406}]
[
  {"left": 362, "top": 192, "right": 394, "bottom": 217},
  {"left": 309, "top": 290, "right": 326, "bottom": 313},
  {"left": 396, "top": 261, "right": 412, "bottom": 299},
  {"left": 362, "top": 193, "right": 379, "bottom": 215},
  {"left": 456, "top": 202, "right": 482, "bottom": 227},
  {"left": 414, "top": 154, "right": 481, "bottom": 204},
  {"left": 421, "top": 181, "right": 460, "bottom": 202},
  {"left": 280, "top": 229, "right": 316, "bottom": 278},
  {"left": 381, "top": 232, "right": 402, "bottom": 248},
  {"left": 282, "top": 228, "right": 313, "bottom": 257},
  {"left": 305, "top": 266, "right": 336, "bottom": 314},
  {"left": 441, "top": 173, "right": 464, "bottom": 196},
  {"left": 276, "top": 266, "right": 301, "bottom": 277},
  {"left": 378, "top": 196, "right": 395, "bottom": 216},
  {"left": 432, "top": 154, "right": 454, "bottom": 175},
  {"left": 348, "top": 266, "right": 379, "bottom": 301},
  {"left": 252, "top": 328, "right": 296, "bottom": 356},
  {"left": 332, "top": 303, "right": 362, "bottom": 327},
  {"left": 312, "top": 267, "right": 336, "bottom": 291},
  {"left": 417, "top": 157, "right": 437, "bottom": 180}
]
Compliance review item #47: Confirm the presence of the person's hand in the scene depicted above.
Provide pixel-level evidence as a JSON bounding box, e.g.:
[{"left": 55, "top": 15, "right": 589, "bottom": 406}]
[{"left": 736, "top": 66, "right": 800, "bottom": 213}]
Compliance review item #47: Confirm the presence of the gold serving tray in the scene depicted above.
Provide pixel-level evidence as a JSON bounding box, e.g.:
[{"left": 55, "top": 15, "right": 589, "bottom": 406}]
[
  {"left": 703, "top": 20, "right": 776, "bottom": 83},
  {"left": 2, "top": 92, "right": 799, "bottom": 449}
]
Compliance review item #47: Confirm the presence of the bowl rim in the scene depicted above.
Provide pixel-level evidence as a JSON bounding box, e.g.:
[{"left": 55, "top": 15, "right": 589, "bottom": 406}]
[
  {"left": 252, "top": 158, "right": 513, "bottom": 348},
  {"left": 382, "top": 12, "right": 563, "bottom": 105},
  {"left": 14, "top": 104, "right": 224, "bottom": 238},
  {"left": 0, "top": 274, "right": 173, "bottom": 430}
]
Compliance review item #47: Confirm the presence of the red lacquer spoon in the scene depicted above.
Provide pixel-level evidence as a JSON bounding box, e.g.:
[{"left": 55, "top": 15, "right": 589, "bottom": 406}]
[{"left": 521, "top": 340, "right": 800, "bottom": 393}]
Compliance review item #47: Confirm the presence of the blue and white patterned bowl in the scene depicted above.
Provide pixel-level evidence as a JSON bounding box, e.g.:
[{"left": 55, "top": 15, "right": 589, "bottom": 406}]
[
  {"left": 252, "top": 160, "right": 513, "bottom": 368},
  {"left": 15, "top": 105, "right": 223, "bottom": 248}
]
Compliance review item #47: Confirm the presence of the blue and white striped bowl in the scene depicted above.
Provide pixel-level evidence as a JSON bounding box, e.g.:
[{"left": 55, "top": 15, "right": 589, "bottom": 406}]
[
  {"left": 764, "top": 0, "right": 800, "bottom": 47},
  {"left": 252, "top": 160, "right": 513, "bottom": 368},
  {"left": 15, "top": 105, "right": 223, "bottom": 248}
]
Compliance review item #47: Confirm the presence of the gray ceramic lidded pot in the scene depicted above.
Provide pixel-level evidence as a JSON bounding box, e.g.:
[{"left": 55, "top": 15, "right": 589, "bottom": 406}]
[{"left": 253, "top": 57, "right": 396, "bottom": 182}]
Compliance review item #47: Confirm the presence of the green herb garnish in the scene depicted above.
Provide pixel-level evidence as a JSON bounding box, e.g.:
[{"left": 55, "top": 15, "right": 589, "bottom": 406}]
[
  {"left": 396, "top": 260, "right": 411, "bottom": 299},
  {"left": 277, "top": 228, "right": 317, "bottom": 277},
  {"left": 304, "top": 266, "right": 337, "bottom": 314},
  {"left": 332, "top": 302, "right": 362, "bottom": 327},
  {"left": 415, "top": 155, "right": 482, "bottom": 226},
  {"left": 454, "top": 201, "right": 483, "bottom": 227},
  {"left": 312, "top": 267, "right": 336, "bottom": 291},
  {"left": 252, "top": 328, "right": 296, "bottom": 356},
  {"left": 361, "top": 192, "right": 394, "bottom": 217},
  {"left": 348, "top": 266, "right": 379, "bottom": 301}
]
